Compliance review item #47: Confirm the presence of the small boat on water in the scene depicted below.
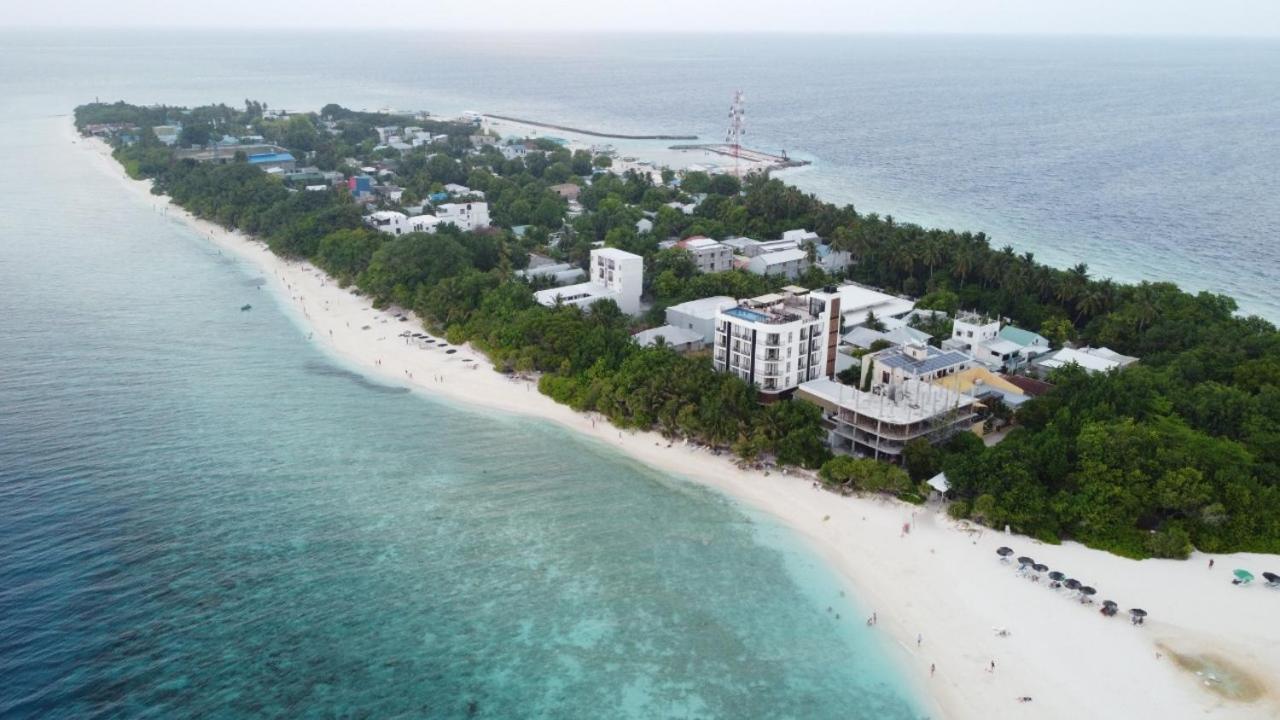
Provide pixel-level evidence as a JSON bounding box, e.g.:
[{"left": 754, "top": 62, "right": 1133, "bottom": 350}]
[{"left": 240, "top": 304, "right": 252, "bottom": 311}]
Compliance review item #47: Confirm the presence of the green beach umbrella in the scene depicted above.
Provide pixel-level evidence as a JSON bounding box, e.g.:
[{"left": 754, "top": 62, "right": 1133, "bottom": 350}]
[{"left": 1233, "top": 569, "right": 1254, "bottom": 583}]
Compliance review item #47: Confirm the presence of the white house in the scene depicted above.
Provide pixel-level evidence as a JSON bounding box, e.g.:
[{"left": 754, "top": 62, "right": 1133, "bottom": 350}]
[
  {"left": 726, "top": 237, "right": 800, "bottom": 258},
  {"left": 665, "top": 296, "right": 735, "bottom": 346},
  {"left": 834, "top": 283, "right": 916, "bottom": 326},
  {"left": 407, "top": 214, "right": 441, "bottom": 233},
  {"left": 712, "top": 287, "right": 842, "bottom": 400},
  {"left": 843, "top": 325, "right": 932, "bottom": 350},
  {"left": 1032, "top": 346, "right": 1138, "bottom": 376},
  {"left": 515, "top": 262, "right": 587, "bottom": 285},
  {"left": 500, "top": 144, "right": 528, "bottom": 161},
  {"left": 671, "top": 236, "right": 733, "bottom": 274},
  {"left": 435, "top": 202, "right": 491, "bottom": 232},
  {"left": 781, "top": 229, "right": 821, "bottom": 246},
  {"left": 747, "top": 248, "right": 809, "bottom": 279},
  {"left": 636, "top": 217, "right": 654, "bottom": 234},
  {"left": 365, "top": 210, "right": 408, "bottom": 235},
  {"left": 533, "top": 247, "right": 644, "bottom": 315},
  {"left": 815, "top": 244, "right": 853, "bottom": 273},
  {"left": 632, "top": 325, "right": 705, "bottom": 353},
  {"left": 945, "top": 312, "right": 1051, "bottom": 372}
]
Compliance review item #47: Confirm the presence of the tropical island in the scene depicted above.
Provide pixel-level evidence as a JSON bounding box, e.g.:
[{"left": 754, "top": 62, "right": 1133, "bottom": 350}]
[
  {"left": 68, "top": 97, "right": 1280, "bottom": 720},
  {"left": 75, "top": 99, "right": 1280, "bottom": 564}
]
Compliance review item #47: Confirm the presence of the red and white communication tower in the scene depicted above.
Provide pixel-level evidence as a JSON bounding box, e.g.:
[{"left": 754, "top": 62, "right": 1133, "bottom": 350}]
[{"left": 725, "top": 90, "right": 745, "bottom": 175}]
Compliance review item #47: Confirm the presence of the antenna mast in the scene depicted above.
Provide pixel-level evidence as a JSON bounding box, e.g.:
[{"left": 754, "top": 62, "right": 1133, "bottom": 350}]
[{"left": 726, "top": 90, "right": 745, "bottom": 177}]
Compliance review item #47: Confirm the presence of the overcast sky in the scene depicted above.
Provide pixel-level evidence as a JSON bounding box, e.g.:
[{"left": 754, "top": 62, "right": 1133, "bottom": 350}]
[{"left": 8, "top": 0, "right": 1280, "bottom": 36}]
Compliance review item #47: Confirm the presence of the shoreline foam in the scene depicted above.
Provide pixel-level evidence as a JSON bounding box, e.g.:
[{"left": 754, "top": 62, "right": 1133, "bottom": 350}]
[{"left": 76, "top": 124, "right": 1280, "bottom": 720}]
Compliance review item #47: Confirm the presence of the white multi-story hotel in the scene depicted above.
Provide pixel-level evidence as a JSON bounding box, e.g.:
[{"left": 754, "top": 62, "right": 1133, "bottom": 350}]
[
  {"left": 712, "top": 287, "right": 842, "bottom": 400},
  {"left": 534, "top": 247, "right": 644, "bottom": 315}
]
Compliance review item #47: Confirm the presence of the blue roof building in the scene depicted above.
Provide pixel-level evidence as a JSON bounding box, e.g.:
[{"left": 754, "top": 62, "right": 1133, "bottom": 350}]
[{"left": 247, "top": 152, "right": 296, "bottom": 168}]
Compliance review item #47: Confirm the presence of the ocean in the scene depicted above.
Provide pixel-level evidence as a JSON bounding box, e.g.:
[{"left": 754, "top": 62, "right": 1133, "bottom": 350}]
[
  {"left": 3, "top": 30, "right": 1276, "bottom": 318},
  {"left": 0, "top": 30, "right": 1274, "bottom": 718}
]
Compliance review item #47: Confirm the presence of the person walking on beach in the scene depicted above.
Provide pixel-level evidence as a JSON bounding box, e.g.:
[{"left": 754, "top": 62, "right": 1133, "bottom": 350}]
[
  {"left": 930, "top": 663, "right": 935, "bottom": 678},
  {"left": 917, "top": 633, "right": 922, "bottom": 648},
  {"left": 989, "top": 660, "right": 996, "bottom": 673},
  {"left": 1209, "top": 558, "right": 1215, "bottom": 570}
]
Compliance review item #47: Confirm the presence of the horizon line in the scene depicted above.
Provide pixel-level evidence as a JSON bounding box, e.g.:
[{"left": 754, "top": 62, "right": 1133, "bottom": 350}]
[{"left": 3, "top": 26, "right": 1280, "bottom": 40}]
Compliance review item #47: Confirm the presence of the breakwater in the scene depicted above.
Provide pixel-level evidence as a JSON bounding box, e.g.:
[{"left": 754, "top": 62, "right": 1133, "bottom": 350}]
[{"left": 484, "top": 113, "right": 698, "bottom": 140}]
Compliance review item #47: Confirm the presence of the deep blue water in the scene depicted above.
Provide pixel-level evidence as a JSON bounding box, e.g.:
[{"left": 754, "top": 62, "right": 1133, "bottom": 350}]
[
  {"left": 0, "top": 85, "right": 920, "bottom": 717},
  {"left": 1, "top": 30, "right": 1276, "bottom": 318}
]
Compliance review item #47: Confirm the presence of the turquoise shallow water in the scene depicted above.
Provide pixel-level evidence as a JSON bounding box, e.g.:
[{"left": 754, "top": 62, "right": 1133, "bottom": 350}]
[{"left": 0, "top": 117, "right": 922, "bottom": 716}]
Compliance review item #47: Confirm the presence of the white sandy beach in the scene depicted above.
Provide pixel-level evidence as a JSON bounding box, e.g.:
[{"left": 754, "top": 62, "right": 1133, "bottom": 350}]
[{"left": 79, "top": 127, "right": 1280, "bottom": 720}]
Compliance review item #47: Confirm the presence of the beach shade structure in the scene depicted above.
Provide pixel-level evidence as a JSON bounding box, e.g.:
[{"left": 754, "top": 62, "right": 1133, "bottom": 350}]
[
  {"left": 997, "top": 547, "right": 1014, "bottom": 558},
  {"left": 1064, "top": 579, "right": 1081, "bottom": 591},
  {"left": 1101, "top": 600, "right": 1119, "bottom": 617},
  {"left": 1130, "top": 608, "right": 1147, "bottom": 625},
  {"left": 1264, "top": 572, "right": 1280, "bottom": 587},
  {"left": 1080, "top": 586, "right": 1097, "bottom": 596},
  {"left": 1032, "top": 563, "right": 1049, "bottom": 573},
  {"left": 1048, "top": 571, "right": 1065, "bottom": 582},
  {"left": 1232, "top": 569, "right": 1254, "bottom": 585},
  {"left": 1017, "top": 556, "right": 1035, "bottom": 566}
]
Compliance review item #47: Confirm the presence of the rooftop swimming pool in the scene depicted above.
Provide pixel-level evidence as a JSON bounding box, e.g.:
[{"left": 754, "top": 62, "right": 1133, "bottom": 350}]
[{"left": 724, "top": 306, "right": 770, "bottom": 323}]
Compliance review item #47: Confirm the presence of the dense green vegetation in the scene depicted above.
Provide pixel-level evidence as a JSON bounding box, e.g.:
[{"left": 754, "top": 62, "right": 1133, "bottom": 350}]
[
  {"left": 823, "top": 210, "right": 1280, "bottom": 557},
  {"left": 78, "top": 101, "right": 836, "bottom": 472},
  {"left": 77, "top": 100, "right": 1280, "bottom": 558}
]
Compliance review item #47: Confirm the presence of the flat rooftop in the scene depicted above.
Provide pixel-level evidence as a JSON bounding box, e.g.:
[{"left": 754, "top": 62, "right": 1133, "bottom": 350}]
[
  {"left": 799, "top": 377, "right": 977, "bottom": 425},
  {"left": 836, "top": 283, "right": 915, "bottom": 321},
  {"left": 877, "top": 345, "right": 971, "bottom": 375},
  {"left": 667, "top": 296, "right": 734, "bottom": 318}
]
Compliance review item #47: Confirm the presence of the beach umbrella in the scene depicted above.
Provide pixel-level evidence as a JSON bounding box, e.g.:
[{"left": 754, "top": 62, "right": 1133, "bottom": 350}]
[
  {"left": 1048, "top": 571, "right": 1065, "bottom": 582},
  {"left": 1233, "top": 569, "right": 1254, "bottom": 583},
  {"left": 1032, "top": 563, "right": 1049, "bottom": 573},
  {"left": 1064, "top": 579, "right": 1081, "bottom": 590},
  {"left": 1130, "top": 608, "right": 1147, "bottom": 618},
  {"left": 997, "top": 547, "right": 1014, "bottom": 557},
  {"left": 1263, "top": 572, "right": 1279, "bottom": 583},
  {"left": 1017, "top": 556, "right": 1035, "bottom": 566},
  {"left": 1103, "top": 600, "right": 1117, "bottom": 609},
  {"left": 1080, "top": 586, "right": 1097, "bottom": 596}
]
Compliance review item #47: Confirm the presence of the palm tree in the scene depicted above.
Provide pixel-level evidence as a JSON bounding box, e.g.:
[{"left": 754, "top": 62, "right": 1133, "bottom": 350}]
[
  {"left": 1075, "top": 279, "right": 1116, "bottom": 321},
  {"left": 1131, "top": 283, "right": 1159, "bottom": 331},
  {"left": 920, "top": 236, "right": 945, "bottom": 280},
  {"left": 952, "top": 242, "right": 975, "bottom": 286}
]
